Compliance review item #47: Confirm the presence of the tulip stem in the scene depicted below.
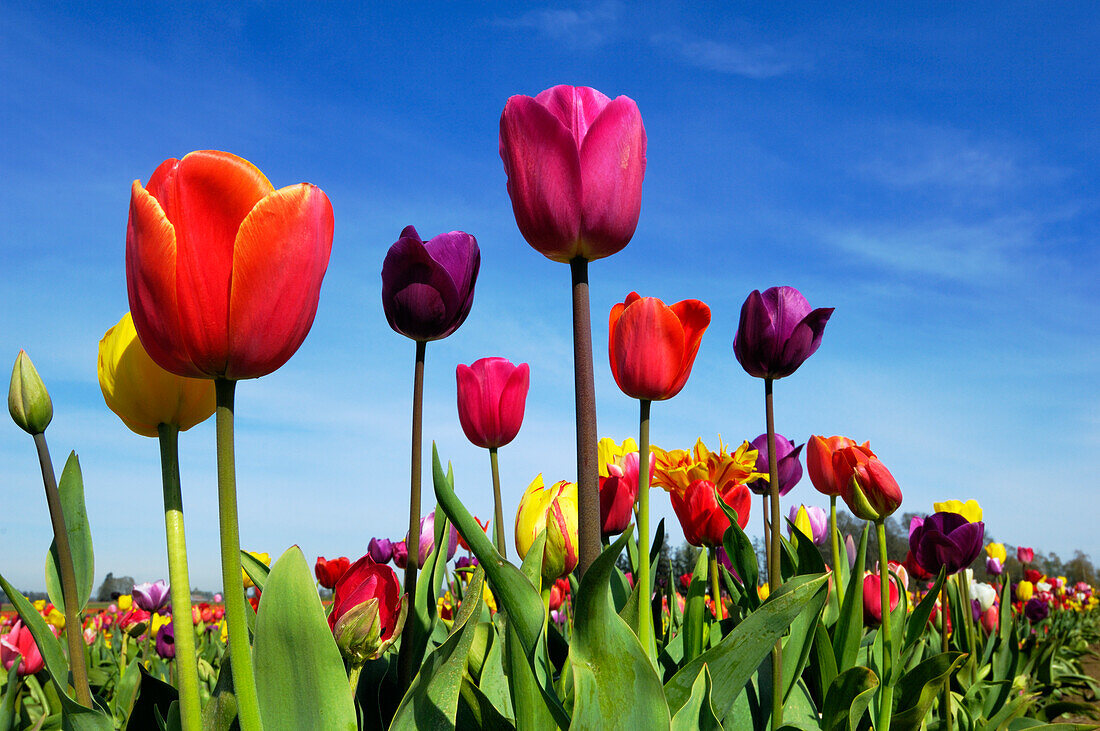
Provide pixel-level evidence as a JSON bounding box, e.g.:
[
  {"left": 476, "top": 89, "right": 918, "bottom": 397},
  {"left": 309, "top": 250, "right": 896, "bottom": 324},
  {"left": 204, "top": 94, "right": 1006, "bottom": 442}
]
[
  {"left": 831, "top": 496, "right": 844, "bottom": 610},
  {"left": 489, "top": 448, "right": 506, "bottom": 558},
  {"left": 636, "top": 399, "right": 654, "bottom": 658},
  {"left": 708, "top": 547, "right": 722, "bottom": 621},
  {"left": 570, "top": 257, "right": 600, "bottom": 578},
  {"left": 398, "top": 339, "right": 427, "bottom": 690},
  {"left": 876, "top": 520, "right": 894, "bottom": 731},
  {"left": 941, "top": 582, "right": 952, "bottom": 731},
  {"left": 763, "top": 378, "right": 783, "bottom": 727},
  {"left": 32, "top": 432, "right": 92, "bottom": 707},
  {"left": 213, "top": 379, "right": 261, "bottom": 731},
  {"left": 760, "top": 495, "right": 770, "bottom": 555},
  {"left": 158, "top": 424, "right": 202, "bottom": 731}
]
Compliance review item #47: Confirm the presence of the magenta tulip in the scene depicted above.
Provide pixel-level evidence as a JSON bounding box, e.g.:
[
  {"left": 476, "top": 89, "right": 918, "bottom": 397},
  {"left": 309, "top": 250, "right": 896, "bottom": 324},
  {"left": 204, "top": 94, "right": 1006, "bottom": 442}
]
[
  {"left": 499, "top": 85, "right": 647, "bottom": 263},
  {"left": 456, "top": 358, "right": 530, "bottom": 449}
]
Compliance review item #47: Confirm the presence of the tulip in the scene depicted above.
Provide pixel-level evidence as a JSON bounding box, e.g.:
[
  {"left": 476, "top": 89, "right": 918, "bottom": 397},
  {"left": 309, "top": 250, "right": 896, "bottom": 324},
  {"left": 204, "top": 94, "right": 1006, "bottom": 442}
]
[
  {"left": 1024, "top": 597, "right": 1049, "bottom": 622},
  {"left": 392, "top": 541, "right": 408, "bottom": 570},
  {"left": 368, "top": 538, "right": 394, "bottom": 565},
  {"left": 411, "top": 511, "right": 459, "bottom": 566},
  {"left": 670, "top": 479, "right": 752, "bottom": 548},
  {"left": 0, "top": 620, "right": 54, "bottom": 676},
  {"left": 242, "top": 552, "right": 270, "bottom": 589},
  {"left": 456, "top": 358, "right": 529, "bottom": 449},
  {"left": 980, "top": 606, "right": 999, "bottom": 633},
  {"left": 970, "top": 581, "right": 997, "bottom": 612},
  {"left": 329, "top": 555, "right": 408, "bottom": 667},
  {"left": 1016, "top": 580, "right": 1034, "bottom": 602},
  {"left": 132, "top": 580, "right": 171, "bottom": 612},
  {"left": 8, "top": 350, "right": 52, "bottom": 435},
  {"left": 499, "top": 84, "right": 646, "bottom": 264},
  {"left": 788, "top": 505, "right": 828, "bottom": 545},
  {"left": 98, "top": 313, "right": 216, "bottom": 437},
  {"left": 933, "top": 499, "right": 983, "bottom": 524},
  {"left": 986, "top": 557, "right": 1004, "bottom": 576},
  {"left": 126, "top": 151, "right": 333, "bottom": 380},
  {"left": 548, "top": 579, "right": 569, "bottom": 611},
  {"left": 909, "top": 512, "right": 985, "bottom": 575},
  {"left": 117, "top": 594, "right": 133, "bottom": 612},
  {"left": 746, "top": 433, "right": 803, "bottom": 497},
  {"left": 863, "top": 573, "right": 899, "bottom": 626},
  {"left": 806, "top": 436, "right": 866, "bottom": 497},
  {"left": 832, "top": 445, "right": 903, "bottom": 522},
  {"left": 607, "top": 292, "right": 711, "bottom": 402},
  {"left": 1024, "top": 569, "right": 1043, "bottom": 584},
  {"left": 515, "top": 475, "right": 579, "bottom": 583},
  {"left": 1017, "top": 546, "right": 1034, "bottom": 563},
  {"left": 155, "top": 622, "right": 176, "bottom": 659},
  {"left": 733, "top": 287, "right": 833, "bottom": 381},
  {"left": 314, "top": 556, "right": 350, "bottom": 590},
  {"left": 652, "top": 438, "right": 760, "bottom": 497},
  {"left": 598, "top": 437, "right": 653, "bottom": 538},
  {"left": 455, "top": 556, "right": 479, "bottom": 572},
  {"left": 985, "top": 542, "right": 1007, "bottom": 563},
  {"left": 457, "top": 518, "right": 490, "bottom": 552},
  {"left": 381, "top": 226, "right": 480, "bottom": 342}
]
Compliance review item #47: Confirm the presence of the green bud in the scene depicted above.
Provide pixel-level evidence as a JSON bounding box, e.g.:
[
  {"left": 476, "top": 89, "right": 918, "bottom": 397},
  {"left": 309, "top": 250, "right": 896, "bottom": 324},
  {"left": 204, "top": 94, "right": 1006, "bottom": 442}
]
[
  {"left": 333, "top": 594, "right": 408, "bottom": 667},
  {"left": 9, "top": 350, "right": 52, "bottom": 435}
]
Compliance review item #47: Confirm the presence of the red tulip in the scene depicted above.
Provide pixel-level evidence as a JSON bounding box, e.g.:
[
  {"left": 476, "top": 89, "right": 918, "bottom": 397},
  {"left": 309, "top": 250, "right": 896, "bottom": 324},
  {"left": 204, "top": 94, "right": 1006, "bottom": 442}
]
[
  {"left": 609, "top": 292, "right": 710, "bottom": 401},
  {"left": 833, "top": 445, "right": 903, "bottom": 522},
  {"left": 314, "top": 556, "right": 351, "bottom": 590},
  {"left": 499, "top": 85, "right": 646, "bottom": 263},
  {"left": 329, "top": 555, "right": 407, "bottom": 665},
  {"left": 126, "top": 150, "right": 334, "bottom": 380},
  {"left": 863, "top": 573, "right": 900, "bottom": 626},
  {"left": 670, "top": 479, "right": 751, "bottom": 548},
  {"left": 807, "top": 435, "right": 869, "bottom": 497},
  {"left": 457, "top": 517, "right": 490, "bottom": 552},
  {"left": 456, "top": 357, "right": 530, "bottom": 449},
  {"left": 980, "top": 606, "right": 999, "bottom": 634}
]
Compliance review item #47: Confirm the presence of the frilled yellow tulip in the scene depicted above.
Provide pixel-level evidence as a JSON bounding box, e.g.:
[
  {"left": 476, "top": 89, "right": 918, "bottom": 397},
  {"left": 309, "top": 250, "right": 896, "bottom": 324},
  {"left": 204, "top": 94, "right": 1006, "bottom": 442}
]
[
  {"left": 98, "top": 312, "right": 215, "bottom": 438},
  {"left": 515, "top": 475, "right": 578, "bottom": 583},
  {"left": 985, "top": 542, "right": 1007, "bottom": 562},
  {"left": 242, "top": 551, "right": 271, "bottom": 588},
  {"left": 933, "top": 499, "right": 982, "bottom": 523},
  {"left": 651, "top": 437, "right": 761, "bottom": 497}
]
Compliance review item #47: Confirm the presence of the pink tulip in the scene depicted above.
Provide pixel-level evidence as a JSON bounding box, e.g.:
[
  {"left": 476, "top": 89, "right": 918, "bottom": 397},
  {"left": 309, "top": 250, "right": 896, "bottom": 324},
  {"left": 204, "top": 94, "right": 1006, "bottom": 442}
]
[
  {"left": 863, "top": 573, "right": 899, "bottom": 626},
  {"left": 980, "top": 606, "right": 999, "bottom": 634},
  {"left": 499, "top": 85, "right": 647, "bottom": 263},
  {"left": 456, "top": 358, "right": 530, "bottom": 449},
  {"left": 1017, "top": 546, "right": 1034, "bottom": 563},
  {"left": 1, "top": 620, "right": 54, "bottom": 676}
]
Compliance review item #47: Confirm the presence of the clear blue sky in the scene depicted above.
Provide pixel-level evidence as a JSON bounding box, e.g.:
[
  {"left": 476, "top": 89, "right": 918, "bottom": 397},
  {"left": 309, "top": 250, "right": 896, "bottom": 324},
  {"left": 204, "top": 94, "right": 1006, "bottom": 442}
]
[{"left": 1, "top": 3, "right": 1097, "bottom": 591}]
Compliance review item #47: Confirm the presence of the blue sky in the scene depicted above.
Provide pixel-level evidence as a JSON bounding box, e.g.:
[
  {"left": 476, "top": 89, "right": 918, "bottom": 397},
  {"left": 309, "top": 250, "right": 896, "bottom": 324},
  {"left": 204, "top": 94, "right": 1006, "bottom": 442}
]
[{"left": 1, "top": 2, "right": 1097, "bottom": 591}]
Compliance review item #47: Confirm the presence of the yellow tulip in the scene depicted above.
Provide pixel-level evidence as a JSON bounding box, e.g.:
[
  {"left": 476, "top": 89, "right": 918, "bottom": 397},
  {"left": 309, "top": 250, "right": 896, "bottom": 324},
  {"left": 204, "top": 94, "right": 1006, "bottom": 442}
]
[
  {"left": 933, "top": 499, "right": 982, "bottom": 524},
  {"left": 33, "top": 599, "right": 46, "bottom": 613},
  {"left": 1016, "top": 580, "right": 1034, "bottom": 602},
  {"left": 792, "top": 505, "right": 813, "bottom": 540},
  {"left": 243, "top": 551, "right": 271, "bottom": 588},
  {"left": 597, "top": 437, "right": 638, "bottom": 478},
  {"left": 45, "top": 608, "right": 66, "bottom": 629},
  {"left": 515, "top": 474, "right": 578, "bottom": 583},
  {"left": 98, "top": 312, "right": 215, "bottom": 437},
  {"left": 758, "top": 583, "right": 770, "bottom": 601},
  {"left": 151, "top": 613, "right": 171, "bottom": 634},
  {"left": 985, "top": 542, "right": 1007, "bottom": 562}
]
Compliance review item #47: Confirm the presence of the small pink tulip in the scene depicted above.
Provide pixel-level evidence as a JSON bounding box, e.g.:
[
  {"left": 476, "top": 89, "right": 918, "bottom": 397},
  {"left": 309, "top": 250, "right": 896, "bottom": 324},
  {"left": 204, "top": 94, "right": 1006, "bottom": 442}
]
[
  {"left": 1, "top": 620, "right": 54, "bottom": 676},
  {"left": 456, "top": 357, "right": 530, "bottom": 449},
  {"left": 980, "top": 606, "right": 999, "bottom": 634}
]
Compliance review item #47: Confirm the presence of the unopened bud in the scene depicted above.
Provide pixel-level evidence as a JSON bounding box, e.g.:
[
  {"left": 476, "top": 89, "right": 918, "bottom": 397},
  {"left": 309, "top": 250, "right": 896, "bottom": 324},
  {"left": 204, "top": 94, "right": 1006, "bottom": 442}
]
[
  {"left": 9, "top": 350, "right": 52, "bottom": 434},
  {"left": 333, "top": 594, "right": 407, "bottom": 666}
]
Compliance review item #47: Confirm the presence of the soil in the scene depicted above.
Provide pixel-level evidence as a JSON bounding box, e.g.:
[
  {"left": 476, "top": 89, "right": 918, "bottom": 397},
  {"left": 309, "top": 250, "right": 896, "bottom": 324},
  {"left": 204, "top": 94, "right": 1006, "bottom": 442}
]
[{"left": 1059, "top": 644, "right": 1100, "bottom": 725}]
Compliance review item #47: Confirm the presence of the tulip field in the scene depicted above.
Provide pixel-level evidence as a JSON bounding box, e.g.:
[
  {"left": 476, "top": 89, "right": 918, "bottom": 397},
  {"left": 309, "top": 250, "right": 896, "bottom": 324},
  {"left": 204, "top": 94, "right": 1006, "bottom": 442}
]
[{"left": 3, "top": 81, "right": 1099, "bottom": 731}]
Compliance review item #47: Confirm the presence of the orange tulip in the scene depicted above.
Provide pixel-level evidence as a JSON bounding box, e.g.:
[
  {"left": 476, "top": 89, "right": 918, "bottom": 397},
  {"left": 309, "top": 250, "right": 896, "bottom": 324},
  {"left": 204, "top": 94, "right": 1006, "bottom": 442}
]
[
  {"left": 806, "top": 435, "right": 870, "bottom": 497},
  {"left": 608, "top": 292, "right": 710, "bottom": 401}
]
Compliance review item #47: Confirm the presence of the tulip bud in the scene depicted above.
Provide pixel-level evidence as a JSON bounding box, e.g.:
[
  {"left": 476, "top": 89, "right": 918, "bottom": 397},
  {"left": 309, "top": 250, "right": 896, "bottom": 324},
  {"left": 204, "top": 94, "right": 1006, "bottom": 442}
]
[
  {"left": 833, "top": 445, "right": 903, "bottom": 522},
  {"left": 8, "top": 350, "right": 52, "bottom": 435},
  {"left": 329, "top": 555, "right": 407, "bottom": 666},
  {"left": 333, "top": 596, "right": 408, "bottom": 666},
  {"left": 515, "top": 475, "right": 579, "bottom": 583}
]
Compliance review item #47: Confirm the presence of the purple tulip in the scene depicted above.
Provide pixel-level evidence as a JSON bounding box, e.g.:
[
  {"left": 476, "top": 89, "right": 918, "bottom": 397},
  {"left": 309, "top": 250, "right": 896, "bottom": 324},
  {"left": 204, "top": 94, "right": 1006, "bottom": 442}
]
[
  {"left": 986, "top": 557, "right": 1003, "bottom": 576},
  {"left": 909, "top": 512, "right": 985, "bottom": 575},
  {"left": 746, "top": 433, "right": 803, "bottom": 496},
  {"left": 845, "top": 534, "right": 857, "bottom": 568},
  {"left": 132, "top": 580, "right": 170, "bottom": 612},
  {"left": 715, "top": 546, "right": 742, "bottom": 584},
  {"left": 733, "top": 287, "right": 833, "bottom": 380},
  {"left": 408, "top": 511, "right": 459, "bottom": 565},
  {"left": 381, "top": 226, "right": 480, "bottom": 342},
  {"left": 391, "top": 540, "right": 408, "bottom": 570},
  {"left": 368, "top": 537, "right": 394, "bottom": 564},
  {"left": 456, "top": 556, "right": 479, "bottom": 571},
  {"left": 155, "top": 622, "right": 175, "bottom": 659},
  {"left": 1024, "top": 597, "right": 1049, "bottom": 623},
  {"left": 971, "top": 599, "right": 982, "bottom": 623}
]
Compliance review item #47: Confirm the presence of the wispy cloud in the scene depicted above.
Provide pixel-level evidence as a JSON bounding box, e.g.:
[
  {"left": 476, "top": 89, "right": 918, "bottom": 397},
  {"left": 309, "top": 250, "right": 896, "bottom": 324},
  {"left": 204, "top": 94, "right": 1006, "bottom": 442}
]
[
  {"left": 494, "top": 1, "right": 621, "bottom": 50},
  {"left": 650, "top": 32, "right": 802, "bottom": 79}
]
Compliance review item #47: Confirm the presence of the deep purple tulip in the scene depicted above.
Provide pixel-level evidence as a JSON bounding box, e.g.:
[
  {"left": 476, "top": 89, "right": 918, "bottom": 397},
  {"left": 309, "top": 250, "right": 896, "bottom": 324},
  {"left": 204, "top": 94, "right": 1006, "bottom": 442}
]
[
  {"left": 155, "top": 622, "right": 175, "bottom": 659},
  {"left": 132, "top": 580, "right": 170, "bottom": 612},
  {"left": 368, "top": 537, "right": 394, "bottom": 564},
  {"left": 1024, "top": 597, "right": 1049, "bottom": 622},
  {"left": 381, "top": 226, "right": 480, "bottom": 342},
  {"left": 733, "top": 287, "right": 833, "bottom": 380},
  {"left": 909, "top": 512, "right": 985, "bottom": 575},
  {"left": 971, "top": 599, "right": 982, "bottom": 623},
  {"left": 391, "top": 540, "right": 408, "bottom": 570},
  {"left": 746, "top": 433, "right": 803, "bottom": 496},
  {"left": 986, "top": 557, "right": 1004, "bottom": 576},
  {"left": 455, "top": 556, "right": 479, "bottom": 571}
]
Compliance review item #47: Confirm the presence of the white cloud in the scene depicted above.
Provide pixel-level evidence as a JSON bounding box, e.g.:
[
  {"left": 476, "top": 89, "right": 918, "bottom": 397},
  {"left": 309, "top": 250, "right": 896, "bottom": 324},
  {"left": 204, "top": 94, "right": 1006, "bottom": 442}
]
[
  {"left": 495, "top": 2, "right": 621, "bottom": 50},
  {"left": 651, "top": 33, "right": 802, "bottom": 79}
]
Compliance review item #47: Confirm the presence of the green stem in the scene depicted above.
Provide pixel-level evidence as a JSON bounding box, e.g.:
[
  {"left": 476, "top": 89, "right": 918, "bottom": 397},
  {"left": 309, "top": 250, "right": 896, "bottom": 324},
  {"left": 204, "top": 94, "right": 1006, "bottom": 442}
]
[
  {"left": 398, "top": 339, "right": 426, "bottom": 690},
  {"left": 32, "top": 432, "right": 92, "bottom": 707},
  {"left": 764, "top": 378, "right": 783, "bottom": 728},
  {"left": 830, "top": 496, "right": 844, "bottom": 610},
  {"left": 958, "top": 573, "right": 976, "bottom": 654},
  {"left": 876, "top": 520, "right": 894, "bottom": 731},
  {"left": 761, "top": 494, "right": 770, "bottom": 555},
  {"left": 158, "top": 424, "right": 202, "bottom": 731},
  {"left": 570, "top": 257, "right": 600, "bottom": 577},
  {"left": 348, "top": 663, "right": 363, "bottom": 696},
  {"left": 708, "top": 547, "right": 722, "bottom": 621},
  {"left": 214, "top": 378, "right": 261, "bottom": 731},
  {"left": 637, "top": 399, "right": 654, "bottom": 656},
  {"left": 941, "top": 582, "right": 952, "bottom": 731},
  {"left": 489, "top": 448, "right": 506, "bottom": 558}
]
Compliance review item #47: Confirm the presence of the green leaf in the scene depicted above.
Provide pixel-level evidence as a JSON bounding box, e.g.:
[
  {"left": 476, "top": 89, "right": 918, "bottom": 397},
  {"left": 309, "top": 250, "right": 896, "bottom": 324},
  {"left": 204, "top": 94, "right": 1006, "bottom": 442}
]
[
  {"left": 253, "top": 546, "right": 356, "bottom": 730},
  {"left": 784, "top": 517, "right": 827, "bottom": 576},
  {"left": 408, "top": 502, "right": 451, "bottom": 673},
  {"left": 111, "top": 658, "right": 140, "bottom": 724},
  {"left": 665, "top": 573, "right": 829, "bottom": 724},
  {"left": 832, "top": 522, "right": 870, "bottom": 671},
  {"left": 0, "top": 663, "right": 19, "bottom": 731},
  {"left": 0, "top": 570, "right": 74, "bottom": 703},
  {"left": 472, "top": 616, "right": 514, "bottom": 722},
  {"left": 890, "top": 651, "right": 966, "bottom": 731},
  {"left": 682, "top": 549, "right": 709, "bottom": 664},
  {"left": 716, "top": 490, "right": 758, "bottom": 610},
  {"left": 240, "top": 550, "right": 271, "bottom": 592},
  {"left": 811, "top": 619, "right": 838, "bottom": 703},
  {"left": 200, "top": 655, "right": 238, "bottom": 731},
  {"left": 780, "top": 569, "right": 828, "bottom": 703},
  {"left": 391, "top": 567, "right": 486, "bottom": 729},
  {"left": 821, "top": 666, "right": 878, "bottom": 731},
  {"left": 58, "top": 692, "right": 114, "bottom": 730},
  {"left": 45, "top": 452, "right": 95, "bottom": 614},
  {"left": 670, "top": 664, "right": 723, "bottom": 731},
  {"left": 568, "top": 530, "right": 671, "bottom": 730},
  {"left": 904, "top": 566, "right": 945, "bottom": 653}
]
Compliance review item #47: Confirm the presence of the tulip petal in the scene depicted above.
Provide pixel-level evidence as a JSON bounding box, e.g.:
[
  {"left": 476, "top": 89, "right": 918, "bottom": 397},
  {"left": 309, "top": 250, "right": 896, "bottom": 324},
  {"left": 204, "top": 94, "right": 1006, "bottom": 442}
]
[
  {"left": 732, "top": 289, "right": 772, "bottom": 378},
  {"left": 664, "top": 298, "right": 710, "bottom": 398},
  {"left": 456, "top": 363, "right": 490, "bottom": 447},
  {"left": 610, "top": 296, "right": 685, "bottom": 401},
  {"left": 533, "top": 85, "right": 612, "bottom": 148},
  {"left": 578, "top": 96, "right": 647, "bottom": 260},
  {"left": 778, "top": 307, "right": 834, "bottom": 378},
  {"left": 227, "top": 184, "right": 334, "bottom": 379},
  {"left": 126, "top": 182, "right": 201, "bottom": 377},
  {"left": 423, "top": 231, "right": 480, "bottom": 337},
  {"left": 496, "top": 362, "right": 530, "bottom": 448},
  {"left": 381, "top": 232, "right": 460, "bottom": 341},
  {"left": 499, "top": 95, "right": 583, "bottom": 262}
]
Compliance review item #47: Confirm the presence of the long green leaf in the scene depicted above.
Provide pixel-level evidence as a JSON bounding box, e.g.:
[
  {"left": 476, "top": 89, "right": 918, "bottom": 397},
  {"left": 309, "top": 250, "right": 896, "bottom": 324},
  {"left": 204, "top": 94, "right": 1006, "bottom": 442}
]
[
  {"left": 670, "top": 664, "right": 723, "bottom": 731},
  {"left": 821, "top": 666, "right": 878, "bottom": 731},
  {"left": 890, "top": 651, "right": 966, "bottom": 731},
  {"left": 665, "top": 573, "right": 829, "bottom": 723},
  {"left": 716, "top": 491, "right": 758, "bottom": 610},
  {"left": 0, "top": 664, "right": 18, "bottom": 731},
  {"left": 46, "top": 452, "right": 94, "bottom": 613},
  {"left": 0, "top": 571, "right": 73, "bottom": 701},
  {"left": 904, "top": 567, "right": 945, "bottom": 653},
  {"left": 253, "top": 546, "right": 356, "bottom": 730},
  {"left": 832, "top": 522, "right": 869, "bottom": 670},
  {"left": 240, "top": 551, "right": 270, "bottom": 592},
  {"left": 682, "top": 549, "right": 709, "bottom": 664},
  {"left": 391, "top": 568, "right": 486, "bottom": 729},
  {"left": 568, "top": 530, "right": 670, "bottom": 730},
  {"left": 780, "top": 576, "right": 828, "bottom": 703}
]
